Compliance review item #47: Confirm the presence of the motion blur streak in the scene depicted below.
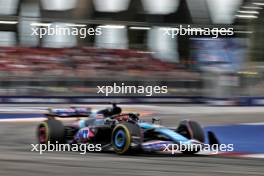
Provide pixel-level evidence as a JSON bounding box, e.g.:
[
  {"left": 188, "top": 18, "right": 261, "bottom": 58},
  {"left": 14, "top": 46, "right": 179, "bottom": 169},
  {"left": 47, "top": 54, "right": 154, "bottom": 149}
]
[{"left": 0, "top": 0, "right": 263, "bottom": 98}]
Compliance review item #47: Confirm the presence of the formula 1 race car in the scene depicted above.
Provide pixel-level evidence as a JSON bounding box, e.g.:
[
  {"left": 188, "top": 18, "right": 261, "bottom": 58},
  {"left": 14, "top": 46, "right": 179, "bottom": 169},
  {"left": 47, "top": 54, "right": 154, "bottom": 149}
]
[{"left": 37, "top": 104, "right": 205, "bottom": 155}]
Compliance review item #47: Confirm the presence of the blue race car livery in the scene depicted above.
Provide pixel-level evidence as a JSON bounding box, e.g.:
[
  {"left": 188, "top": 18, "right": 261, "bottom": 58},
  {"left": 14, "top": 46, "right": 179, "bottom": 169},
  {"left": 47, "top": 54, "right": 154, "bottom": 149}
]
[{"left": 37, "top": 104, "right": 205, "bottom": 155}]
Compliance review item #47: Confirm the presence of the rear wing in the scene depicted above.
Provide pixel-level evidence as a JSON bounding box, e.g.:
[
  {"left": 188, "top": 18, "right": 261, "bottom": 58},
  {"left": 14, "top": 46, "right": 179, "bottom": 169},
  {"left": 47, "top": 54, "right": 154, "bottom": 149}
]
[{"left": 45, "top": 107, "right": 91, "bottom": 118}]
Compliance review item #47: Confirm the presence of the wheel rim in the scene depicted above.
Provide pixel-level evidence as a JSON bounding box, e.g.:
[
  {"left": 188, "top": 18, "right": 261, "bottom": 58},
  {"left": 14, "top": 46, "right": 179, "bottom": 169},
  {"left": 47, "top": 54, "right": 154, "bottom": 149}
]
[
  {"left": 39, "top": 126, "right": 47, "bottom": 144},
  {"left": 114, "top": 130, "right": 126, "bottom": 148}
]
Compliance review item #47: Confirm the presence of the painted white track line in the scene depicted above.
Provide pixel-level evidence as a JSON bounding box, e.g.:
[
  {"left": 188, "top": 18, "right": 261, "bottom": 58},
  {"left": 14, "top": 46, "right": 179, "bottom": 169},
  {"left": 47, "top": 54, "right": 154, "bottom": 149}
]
[{"left": 242, "top": 154, "right": 264, "bottom": 158}]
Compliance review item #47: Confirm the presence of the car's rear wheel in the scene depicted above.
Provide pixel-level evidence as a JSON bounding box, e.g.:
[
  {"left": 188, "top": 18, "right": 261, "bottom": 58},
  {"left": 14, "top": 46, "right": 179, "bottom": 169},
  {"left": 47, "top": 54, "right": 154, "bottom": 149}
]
[
  {"left": 37, "top": 119, "right": 65, "bottom": 144},
  {"left": 111, "top": 123, "right": 141, "bottom": 154}
]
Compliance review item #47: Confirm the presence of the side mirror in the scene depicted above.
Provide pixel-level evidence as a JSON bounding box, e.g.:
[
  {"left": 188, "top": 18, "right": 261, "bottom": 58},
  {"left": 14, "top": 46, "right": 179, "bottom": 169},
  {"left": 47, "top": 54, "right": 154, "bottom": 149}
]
[{"left": 152, "top": 118, "right": 160, "bottom": 124}]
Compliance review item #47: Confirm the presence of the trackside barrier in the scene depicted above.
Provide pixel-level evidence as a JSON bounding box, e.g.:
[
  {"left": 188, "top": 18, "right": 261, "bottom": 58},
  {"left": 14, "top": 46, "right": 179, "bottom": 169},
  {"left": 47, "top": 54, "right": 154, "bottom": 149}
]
[
  {"left": 0, "top": 96, "right": 203, "bottom": 104},
  {"left": 0, "top": 96, "right": 264, "bottom": 106}
]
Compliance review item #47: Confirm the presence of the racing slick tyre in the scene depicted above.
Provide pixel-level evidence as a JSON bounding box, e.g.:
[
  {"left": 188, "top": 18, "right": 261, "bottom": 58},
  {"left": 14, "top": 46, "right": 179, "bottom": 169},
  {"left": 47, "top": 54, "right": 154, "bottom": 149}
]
[
  {"left": 111, "top": 122, "right": 141, "bottom": 154},
  {"left": 177, "top": 120, "right": 205, "bottom": 142},
  {"left": 176, "top": 120, "right": 205, "bottom": 154},
  {"left": 37, "top": 119, "right": 65, "bottom": 144}
]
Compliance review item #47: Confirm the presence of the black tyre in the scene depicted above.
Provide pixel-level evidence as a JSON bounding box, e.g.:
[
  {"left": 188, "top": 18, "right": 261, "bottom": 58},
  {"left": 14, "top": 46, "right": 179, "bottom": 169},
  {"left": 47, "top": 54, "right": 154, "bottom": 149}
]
[
  {"left": 37, "top": 119, "right": 65, "bottom": 144},
  {"left": 176, "top": 120, "right": 205, "bottom": 154},
  {"left": 111, "top": 123, "right": 141, "bottom": 154},
  {"left": 177, "top": 120, "right": 205, "bottom": 143}
]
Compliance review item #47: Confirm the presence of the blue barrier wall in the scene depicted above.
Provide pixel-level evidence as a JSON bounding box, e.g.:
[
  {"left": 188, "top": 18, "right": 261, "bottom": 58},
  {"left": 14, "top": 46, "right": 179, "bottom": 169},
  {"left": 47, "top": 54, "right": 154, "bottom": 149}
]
[{"left": 205, "top": 124, "right": 264, "bottom": 153}]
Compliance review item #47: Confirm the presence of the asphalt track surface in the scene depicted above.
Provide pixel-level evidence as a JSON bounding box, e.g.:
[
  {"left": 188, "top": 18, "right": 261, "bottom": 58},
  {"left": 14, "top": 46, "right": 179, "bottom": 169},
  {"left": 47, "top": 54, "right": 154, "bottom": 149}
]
[{"left": 0, "top": 105, "right": 264, "bottom": 176}]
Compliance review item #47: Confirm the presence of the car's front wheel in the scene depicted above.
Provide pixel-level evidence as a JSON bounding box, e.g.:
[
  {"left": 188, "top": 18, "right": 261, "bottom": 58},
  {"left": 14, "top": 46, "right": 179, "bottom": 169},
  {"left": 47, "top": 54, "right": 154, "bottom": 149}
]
[
  {"left": 111, "top": 123, "right": 141, "bottom": 154},
  {"left": 176, "top": 120, "right": 205, "bottom": 154}
]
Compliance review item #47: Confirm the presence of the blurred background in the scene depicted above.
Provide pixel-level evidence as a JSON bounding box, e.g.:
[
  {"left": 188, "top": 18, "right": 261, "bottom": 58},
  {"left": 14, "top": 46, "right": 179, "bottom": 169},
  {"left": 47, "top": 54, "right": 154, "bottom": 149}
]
[{"left": 0, "top": 0, "right": 263, "bottom": 98}]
